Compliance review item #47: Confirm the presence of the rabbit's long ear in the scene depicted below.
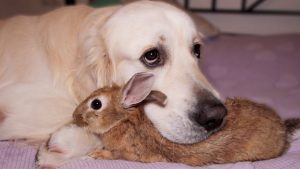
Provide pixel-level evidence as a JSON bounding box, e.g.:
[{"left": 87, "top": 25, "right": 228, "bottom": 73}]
[{"left": 121, "top": 72, "right": 155, "bottom": 108}]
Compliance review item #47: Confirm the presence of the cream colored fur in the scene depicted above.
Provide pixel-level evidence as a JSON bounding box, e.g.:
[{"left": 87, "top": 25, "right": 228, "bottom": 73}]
[
  {"left": 0, "top": 1, "right": 219, "bottom": 146},
  {"left": 0, "top": 5, "right": 118, "bottom": 141}
]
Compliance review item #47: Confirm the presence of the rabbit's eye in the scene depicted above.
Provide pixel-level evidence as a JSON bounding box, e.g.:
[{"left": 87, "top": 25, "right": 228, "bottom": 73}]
[{"left": 91, "top": 99, "right": 102, "bottom": 110}]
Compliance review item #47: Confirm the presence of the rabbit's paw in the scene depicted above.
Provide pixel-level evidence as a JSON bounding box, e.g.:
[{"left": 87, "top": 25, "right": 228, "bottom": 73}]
[
  {"left": 88, "top": 149, "right": 115, "bottom": 160},
  {"left": 36, "top": 143, "right": 69, "bottom": 169},
  {"left": 36, "top": 124, "right": 102, "bottom": 168}
]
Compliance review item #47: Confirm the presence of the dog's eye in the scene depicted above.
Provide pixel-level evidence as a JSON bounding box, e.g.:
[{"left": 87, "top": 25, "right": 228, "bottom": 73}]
[
  {"left": 193, "top": 44, "right": 201, "bottom": 59},
  {"left": 91, "top": 99, "right": 102, "bottom": 110},
  {"left": 140, "top": 48, "right": 162, "bottom": 67}
]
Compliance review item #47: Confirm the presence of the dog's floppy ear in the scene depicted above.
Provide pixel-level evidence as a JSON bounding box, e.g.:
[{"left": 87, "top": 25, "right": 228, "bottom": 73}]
[
  {"left": 121, "top": 72, "right": 155, "bottom": 108},
  {"left": 72, "top": 6, "right": 120, "bottom": 102}
]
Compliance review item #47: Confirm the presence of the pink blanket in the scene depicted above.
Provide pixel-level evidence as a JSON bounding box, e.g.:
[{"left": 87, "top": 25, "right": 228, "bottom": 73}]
[
  {"left": 1, "top": 34, "right": 300, "bottom": 168},
  {"left": 1, "top": 139, "right": 300, "bottom": 169}
]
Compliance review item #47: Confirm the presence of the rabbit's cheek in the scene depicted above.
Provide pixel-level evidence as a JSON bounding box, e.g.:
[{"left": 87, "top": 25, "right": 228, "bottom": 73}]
[
  {"left": 86, "top": 116, "right": 102, "bottom": 128},
  {"left": 82, "top": 111, "right": 96, "bottom": 121}
]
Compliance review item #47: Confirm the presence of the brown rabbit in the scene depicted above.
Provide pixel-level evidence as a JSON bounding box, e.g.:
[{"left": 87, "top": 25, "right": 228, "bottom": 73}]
[{"left": 73, "top": 72, "right": 299, "bottom": 166}]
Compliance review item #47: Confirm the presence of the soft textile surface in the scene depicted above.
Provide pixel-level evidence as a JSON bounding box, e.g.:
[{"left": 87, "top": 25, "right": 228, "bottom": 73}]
[
  {"left": 203, "top": 34, "right": 300, "bottom": 119},
  {"left": 1, "top": 34, "right": 300, "bottom": 169}
]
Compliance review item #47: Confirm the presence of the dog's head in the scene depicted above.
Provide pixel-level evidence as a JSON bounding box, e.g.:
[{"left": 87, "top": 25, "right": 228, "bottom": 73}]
[{"left": 78, "top": 1, "right": 227, "bottom": 144}]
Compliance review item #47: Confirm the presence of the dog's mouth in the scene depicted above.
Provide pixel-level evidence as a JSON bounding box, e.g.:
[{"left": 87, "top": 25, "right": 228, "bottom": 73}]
[
  {"left": 144, "top": 88, "right": 227, "bottom": 144},
  {"left": 157, "top": 114, "right": 226, "bottom": 144},
  {"left": 171, "top": 121, "right": 209, "bottom": 144}
]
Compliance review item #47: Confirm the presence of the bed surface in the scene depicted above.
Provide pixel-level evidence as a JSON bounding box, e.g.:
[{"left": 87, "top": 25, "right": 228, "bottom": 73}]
[
  {"left": 1, "top": 34, "right": 300, "bottom": 169},
  {"left": 203, "top": 34, "right": 300, "bottom": 119}
]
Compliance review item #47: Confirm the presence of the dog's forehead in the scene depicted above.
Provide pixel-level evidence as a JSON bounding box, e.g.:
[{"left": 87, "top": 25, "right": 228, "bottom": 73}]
[
  {"left": 104, "top": 1, "right": 198, "bottom": 40},
  {"left": 104, "top": 1, "right": 199, "bottom": 58}
]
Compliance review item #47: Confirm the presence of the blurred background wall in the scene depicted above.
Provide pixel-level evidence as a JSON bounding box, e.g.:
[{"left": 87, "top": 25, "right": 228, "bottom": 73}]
[
  {"left": 177, "top": 0, "right": 300, "bottom": 35},
  {"left": 0, "top": 0, "right": 65, "bottom": 18},
  {"left": 0, "top": 0, "right": 299, "bottom": 35}
]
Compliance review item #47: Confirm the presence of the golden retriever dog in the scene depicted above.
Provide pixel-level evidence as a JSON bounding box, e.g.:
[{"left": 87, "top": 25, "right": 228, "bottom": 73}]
[{"left": 0, "top": 0, "right": 225, "bottom": 166}]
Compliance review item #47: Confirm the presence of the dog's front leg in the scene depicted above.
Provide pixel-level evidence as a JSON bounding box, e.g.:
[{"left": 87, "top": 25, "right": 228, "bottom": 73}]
[{"left": 36, "top": 123, "right": 102, "bottom": 168}]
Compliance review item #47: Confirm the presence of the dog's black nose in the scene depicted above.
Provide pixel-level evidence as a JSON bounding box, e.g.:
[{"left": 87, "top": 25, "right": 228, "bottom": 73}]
[{"left": 194, "top": 103, "right": 227, "bottom": 132}]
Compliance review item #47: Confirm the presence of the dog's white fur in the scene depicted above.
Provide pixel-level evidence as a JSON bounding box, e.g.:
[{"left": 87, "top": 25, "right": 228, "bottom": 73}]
[
  {"left": 0, "top": 5, "right": 117, "bottom": 141},
  {"left": 0, "top": 1, "right": 219, "bottom": 149}
]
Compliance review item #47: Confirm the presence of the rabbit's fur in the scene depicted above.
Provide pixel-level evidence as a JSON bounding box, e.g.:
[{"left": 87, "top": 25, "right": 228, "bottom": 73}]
[{"left": 73, "top": 81, "right": 296, "bottom": 165}]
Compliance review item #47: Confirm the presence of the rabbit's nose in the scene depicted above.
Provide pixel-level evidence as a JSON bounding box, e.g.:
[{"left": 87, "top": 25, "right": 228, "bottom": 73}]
[
  {"left": 73, "top": 112, "right": 87, "bottom": 127},
  {"left": 73, "top": 111, "right": 96, "bottom": 127},
  {"left": 79, "top": 111, "right": 95, "bottom": 121}
]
